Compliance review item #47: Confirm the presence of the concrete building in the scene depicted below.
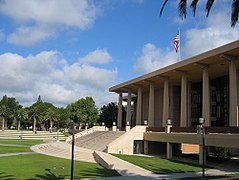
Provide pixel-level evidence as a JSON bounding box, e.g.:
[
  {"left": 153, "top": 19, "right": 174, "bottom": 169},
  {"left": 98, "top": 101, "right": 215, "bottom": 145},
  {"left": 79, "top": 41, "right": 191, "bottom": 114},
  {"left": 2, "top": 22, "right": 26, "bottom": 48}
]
[{"left": 108, "top": 40, "right": 239, "bottom": 162}]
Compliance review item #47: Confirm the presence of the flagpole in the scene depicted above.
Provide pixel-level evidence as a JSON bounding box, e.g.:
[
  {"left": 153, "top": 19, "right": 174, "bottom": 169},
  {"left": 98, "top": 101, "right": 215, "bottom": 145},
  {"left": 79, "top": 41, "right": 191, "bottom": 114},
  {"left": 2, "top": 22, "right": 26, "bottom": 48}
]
[{"left": 178, "top": 27, "right": 181, "bottom": 62}]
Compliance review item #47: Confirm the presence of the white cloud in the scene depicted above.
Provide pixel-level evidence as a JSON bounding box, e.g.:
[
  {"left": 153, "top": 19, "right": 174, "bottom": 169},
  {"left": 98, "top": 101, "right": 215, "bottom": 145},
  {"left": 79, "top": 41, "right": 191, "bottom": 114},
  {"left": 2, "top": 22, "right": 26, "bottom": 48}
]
[
  {"left": 0, "top": 50, "right": 117, "bottom": 107},
  {"left": 8, "top": 25, "right": 56, "bottom": 45},
  {"left": 133, "top": 43, "right": 178, "bottom": 74},
  {"left": 0, "top": 0, "right": 101, "bottom": 45},
  {"left": 79, "top": 48, "right": 112, "bottom": 64},
  {"left": 0, "top": 0, "right": 99, "bottom": 28},
  {"left": 184, "top": 7, "right": 239, "bottom": 58},
  {"left": 63, "top": 63, "right": 117, "bottom": 89}
]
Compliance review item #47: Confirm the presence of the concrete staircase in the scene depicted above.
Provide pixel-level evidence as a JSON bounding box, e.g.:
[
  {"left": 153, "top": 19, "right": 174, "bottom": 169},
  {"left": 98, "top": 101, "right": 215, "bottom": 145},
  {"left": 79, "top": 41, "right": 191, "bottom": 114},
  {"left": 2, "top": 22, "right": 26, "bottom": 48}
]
[
  {"left": 74, "top": 131, "right": 125, "bottom": 151},
  {"left": 31, "top": 142, "right": 96, "bottom": 163},
  {"left": 0, "top": 130, "right": 67, "bottom": 141}
]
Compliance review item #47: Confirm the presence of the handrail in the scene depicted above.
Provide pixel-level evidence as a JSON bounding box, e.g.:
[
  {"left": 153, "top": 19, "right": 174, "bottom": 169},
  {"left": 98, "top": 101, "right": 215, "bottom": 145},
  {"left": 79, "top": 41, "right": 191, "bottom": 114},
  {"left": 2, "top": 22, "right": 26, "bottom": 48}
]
[
  {"left": 205, "top": 127, "right": 239, "bottom": 134},
  {"left": 145, "top": 126, "right": 239, "bottom": 134},
  {"left": 171, "top": 127, "right": 197, "bottom": 133},
  {"left": 146, "top": 127, "right": 165, "bottom": 132}
]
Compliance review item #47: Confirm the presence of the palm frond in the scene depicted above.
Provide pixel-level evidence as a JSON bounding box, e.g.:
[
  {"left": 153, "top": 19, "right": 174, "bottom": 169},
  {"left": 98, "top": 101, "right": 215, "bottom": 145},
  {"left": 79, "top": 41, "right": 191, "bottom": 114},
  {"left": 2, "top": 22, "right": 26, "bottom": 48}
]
[
  {"left": 205, "top": 0, "right": 215, "bottom": 17},
  {"left": 190, "top": 0, "right": 199, "bottom": 16},
  {"left": 159, "top": 0, "right": 169, "bottom": 16},
  {"left": 178, "top": 0, "right": 187, "bottom": 19},
  {"left": 231, "top": 0, "right": 239, "bottom": 27}
]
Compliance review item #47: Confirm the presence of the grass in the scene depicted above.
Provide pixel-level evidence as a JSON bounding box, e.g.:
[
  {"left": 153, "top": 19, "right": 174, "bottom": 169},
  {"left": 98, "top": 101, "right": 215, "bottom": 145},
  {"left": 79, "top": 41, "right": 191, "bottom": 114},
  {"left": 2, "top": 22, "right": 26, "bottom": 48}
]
[
  {"left": 0, "top": 139, "right": 44, "bottom": 146},
  {"left": 0, "top": 154, "right": 120, "bottom": 180},
  {"left": 0, "top": 146, "right": 32, "bottom": 154},
  {"left": 113, "top": 154, "right": 202, "bottom": 174},
  {"left": 0, "top": 139, "right": 44, "bottom": 154},
  {"left": 0, "top": 139, "right": 120, "bottom": 179}
]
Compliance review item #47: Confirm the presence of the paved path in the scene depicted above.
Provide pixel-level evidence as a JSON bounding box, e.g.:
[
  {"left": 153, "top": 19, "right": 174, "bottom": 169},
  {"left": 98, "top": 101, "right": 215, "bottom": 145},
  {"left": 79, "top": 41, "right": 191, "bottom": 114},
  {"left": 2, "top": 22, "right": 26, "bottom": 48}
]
[
  {"left": 0, "top": 143, "right": 30, "bottom": 147},
  {"left": 31, "top": 142, "right": 239, "bottom": 179},
  {"left": 0, "top": 152, "right": 36, "bottom": 157}
]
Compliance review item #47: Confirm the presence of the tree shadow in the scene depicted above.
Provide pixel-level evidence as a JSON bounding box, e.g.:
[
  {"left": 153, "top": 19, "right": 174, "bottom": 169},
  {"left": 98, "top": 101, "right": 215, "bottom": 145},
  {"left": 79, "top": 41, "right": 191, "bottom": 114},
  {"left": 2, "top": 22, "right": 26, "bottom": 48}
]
[
  {"left": 25, "top": 166, "right": 120, "bottom": 180},
  {"left": 0, "top": 172, "right": 15, "bottom": 180},
  {"left": 72, "top": 166, "right": 120, "bottom": 179},
  {"left": 26, "top": 169, "right": 66, "bottom": 180}
]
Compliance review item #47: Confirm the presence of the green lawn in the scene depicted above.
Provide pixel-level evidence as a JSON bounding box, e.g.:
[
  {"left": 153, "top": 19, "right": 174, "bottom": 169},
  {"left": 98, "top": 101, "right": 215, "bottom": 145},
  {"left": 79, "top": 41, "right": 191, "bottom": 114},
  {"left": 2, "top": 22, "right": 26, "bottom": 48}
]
[
  {"left": 0, "top": 154, "right": 120, "bottom": 180},
  {"left": 113, "top": 154, "right": 202, "bottom": 174},
  {"left": 0, "top": 139, "right": 44, "bottom": 154},
  {"left": 0, "top": 139, "right": 120, "bottom": 179},
  {"left": 0, "top": 146, "right": 32, "bottom": 154},
  {"left": 0, "top": 139, "right": 44, "bottom": 146}
]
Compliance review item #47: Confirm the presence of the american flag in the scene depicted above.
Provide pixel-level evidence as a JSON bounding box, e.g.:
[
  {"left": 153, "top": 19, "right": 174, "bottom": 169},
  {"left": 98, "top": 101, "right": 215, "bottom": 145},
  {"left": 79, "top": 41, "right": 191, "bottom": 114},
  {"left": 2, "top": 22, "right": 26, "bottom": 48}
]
[{"left": 174, "top": 32, "right": 180, "bottom": 53}]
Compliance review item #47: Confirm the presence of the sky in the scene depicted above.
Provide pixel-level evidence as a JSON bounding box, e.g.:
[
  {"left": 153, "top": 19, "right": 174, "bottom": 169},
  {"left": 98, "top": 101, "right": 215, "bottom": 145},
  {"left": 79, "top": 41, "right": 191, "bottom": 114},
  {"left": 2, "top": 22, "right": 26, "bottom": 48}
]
[{"left": 0, "top": 0, "right": 238, "bottom": 108}]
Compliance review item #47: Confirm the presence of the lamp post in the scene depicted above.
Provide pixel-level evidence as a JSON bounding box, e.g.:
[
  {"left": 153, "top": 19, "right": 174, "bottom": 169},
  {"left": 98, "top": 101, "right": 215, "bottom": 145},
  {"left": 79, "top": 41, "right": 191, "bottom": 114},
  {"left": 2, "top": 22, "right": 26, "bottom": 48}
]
[
  {"left": 69, "top": 120, "right": 75, "bottom": 180},
  {"left": 198, "top": 117, "right": 205, "bottom": 178}
]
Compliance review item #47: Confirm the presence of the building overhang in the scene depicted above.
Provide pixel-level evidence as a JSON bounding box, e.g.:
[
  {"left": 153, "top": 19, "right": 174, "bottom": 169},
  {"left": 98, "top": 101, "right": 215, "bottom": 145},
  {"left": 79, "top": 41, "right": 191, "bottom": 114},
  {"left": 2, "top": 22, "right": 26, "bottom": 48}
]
[{"left": 109, "top": 40, "right": 239, "bottom": 94}]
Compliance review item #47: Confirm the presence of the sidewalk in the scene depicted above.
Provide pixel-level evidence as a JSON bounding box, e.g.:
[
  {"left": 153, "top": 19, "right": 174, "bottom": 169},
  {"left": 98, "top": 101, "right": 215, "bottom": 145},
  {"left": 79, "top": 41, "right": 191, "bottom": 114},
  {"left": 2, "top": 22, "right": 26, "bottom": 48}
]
[{"left": 0, "top": 152, "right": 36, "bottom": 157}]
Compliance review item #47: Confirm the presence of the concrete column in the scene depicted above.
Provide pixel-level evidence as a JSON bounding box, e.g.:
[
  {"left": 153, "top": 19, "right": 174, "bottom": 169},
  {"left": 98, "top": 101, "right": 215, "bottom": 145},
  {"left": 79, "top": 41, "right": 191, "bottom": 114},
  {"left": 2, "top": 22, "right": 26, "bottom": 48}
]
[
  {"left": 162, "top": 78, "right": 169, "bottom": 127},
  {"left": 229, "top": 60, "right": 238, "bottom": 126},
  {"left": 117, "top": 93, "right": 123, "bottom": 129},
  {"left": 136, "top": 87, "right": 142, "bottom": 125},
  {"left": 187, "top": 81, "right": 192, "bottom": 127},
  {"left": 144, "top": 141, "right": 148, "bottom": 154},
  {"left": 148, "top": 83, "right": 155, "bottom": 127},
  {"left": 180, "top": 74, "right": 187, "bottom": 127},
  {"left": 126, "top": 90, "right": 132, "bottom": 126},
  {"left": 202, "top": 67, "right": 210, "bottom": 126}
]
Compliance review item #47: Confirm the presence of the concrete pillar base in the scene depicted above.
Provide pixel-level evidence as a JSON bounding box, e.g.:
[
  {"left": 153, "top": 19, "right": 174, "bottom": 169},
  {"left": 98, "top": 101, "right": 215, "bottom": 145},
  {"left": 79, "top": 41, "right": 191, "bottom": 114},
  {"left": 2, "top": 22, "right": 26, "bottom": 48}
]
[
  {"left": 126, "top": 126, "right": 131, "bottom": 132},
  {"left": 112, "top": 126, "right": 117, "bottom": 131},
  {"left": 144, "top": 141, "right": 148, "bottom": 154}
]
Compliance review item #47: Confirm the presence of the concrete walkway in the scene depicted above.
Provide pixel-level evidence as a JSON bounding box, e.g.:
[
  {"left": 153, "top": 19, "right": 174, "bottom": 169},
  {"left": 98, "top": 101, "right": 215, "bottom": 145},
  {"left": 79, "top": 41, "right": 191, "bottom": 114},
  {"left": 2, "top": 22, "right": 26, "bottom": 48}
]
[
  {"left": 0, "top": 152, "right": 36, "bottom": 157},
  {"left": 31, "top": 142, "right": 239, "bottom": 179}
]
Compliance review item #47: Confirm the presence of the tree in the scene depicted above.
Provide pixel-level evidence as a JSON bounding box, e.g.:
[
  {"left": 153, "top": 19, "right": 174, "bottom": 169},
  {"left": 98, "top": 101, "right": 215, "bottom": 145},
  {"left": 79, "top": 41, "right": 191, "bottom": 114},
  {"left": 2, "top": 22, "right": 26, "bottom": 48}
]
[
  {"left": 15, "top": 107, "right": 28, "bottom": 131},
  {"left": 54, "top": 107, "right": 70, "bottom": 129},
  {"left": 0, "top": 105, "right": 7, "bottom": 131},
  {"left": 27, "top": 103, "right": 41, "bottom": 133},
  {"left": 99, "top": 102, "right": 118, "bottom": 128},
  {"left": 66, "top": 97, "right": 99, "bottom": 126},
  {"left": 0, "top": 95, "right": 22, "bottom": 130},
  {"left": 160, "top": 0, "right": 239, "bottom": 27}
]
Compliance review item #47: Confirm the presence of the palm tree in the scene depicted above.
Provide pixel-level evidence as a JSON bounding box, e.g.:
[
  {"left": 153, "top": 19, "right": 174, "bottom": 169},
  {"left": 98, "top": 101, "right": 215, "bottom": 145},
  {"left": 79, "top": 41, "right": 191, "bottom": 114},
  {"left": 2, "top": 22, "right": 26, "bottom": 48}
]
[
  {"left": 45, "top": 107, "right": 58, "bottom": 133},
  {"left": 0, "top": 105, "right": 7, "bottom": 131},
  {"left": 15, "top": 108, "right": 28, "bottom": 131},
  {"left": 27, "top": 104, "right": 42, "bottom": 133},
  {"left": 160, "top": 0, "right": 239, "bottom": 27}
]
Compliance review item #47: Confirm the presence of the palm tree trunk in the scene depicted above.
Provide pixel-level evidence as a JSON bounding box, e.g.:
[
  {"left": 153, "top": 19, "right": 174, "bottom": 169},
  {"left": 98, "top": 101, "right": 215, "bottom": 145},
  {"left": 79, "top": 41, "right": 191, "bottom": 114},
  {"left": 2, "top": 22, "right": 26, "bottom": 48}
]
[
  {"left": 33, "top": 117, "right": 36, "bottom": 133},
  {"left": 2, "top": 117, "right": 5, "bottom": 131},
  {"left": 17, "top": 120, "right": 21, "bottom": 132},
  {"left": 50, "top": 120, "right": 53, "bottom": 133}
]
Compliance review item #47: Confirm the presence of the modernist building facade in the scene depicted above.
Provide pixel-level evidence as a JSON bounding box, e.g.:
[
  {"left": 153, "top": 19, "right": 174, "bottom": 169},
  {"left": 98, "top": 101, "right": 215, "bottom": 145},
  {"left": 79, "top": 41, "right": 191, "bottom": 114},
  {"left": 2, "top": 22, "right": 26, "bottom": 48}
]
[
  {"left": 110, "top": 40, "right": 239, "bottom": 130},
  {"left": 108, "top": 41, "right": 239, "bottom": 160}
]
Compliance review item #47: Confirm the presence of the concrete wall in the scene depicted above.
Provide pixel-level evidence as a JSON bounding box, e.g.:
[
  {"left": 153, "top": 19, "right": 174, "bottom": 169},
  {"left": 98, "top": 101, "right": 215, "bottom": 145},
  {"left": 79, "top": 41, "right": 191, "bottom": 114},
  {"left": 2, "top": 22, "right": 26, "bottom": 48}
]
[
  {"left": 107, "top": 126, "right": 146, "bottom": 155},
  {"left": 142, "top": 92, "right": 149, "bottom": 124}
]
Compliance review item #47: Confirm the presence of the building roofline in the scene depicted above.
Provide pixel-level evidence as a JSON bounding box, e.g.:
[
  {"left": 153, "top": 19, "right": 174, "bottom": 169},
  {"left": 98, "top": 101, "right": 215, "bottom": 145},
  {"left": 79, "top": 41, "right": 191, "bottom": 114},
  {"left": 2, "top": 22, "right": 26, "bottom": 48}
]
[{"left": 109, "top": 40, "right": 239, "bottom": 93}]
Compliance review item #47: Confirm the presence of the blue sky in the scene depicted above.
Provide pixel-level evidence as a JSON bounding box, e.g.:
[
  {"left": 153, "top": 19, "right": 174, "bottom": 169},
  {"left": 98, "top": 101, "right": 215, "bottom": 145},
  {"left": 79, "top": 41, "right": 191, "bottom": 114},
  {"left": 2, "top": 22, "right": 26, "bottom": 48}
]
[{"left": 0, "top": 0, "right": 238, "bottom": 107}]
